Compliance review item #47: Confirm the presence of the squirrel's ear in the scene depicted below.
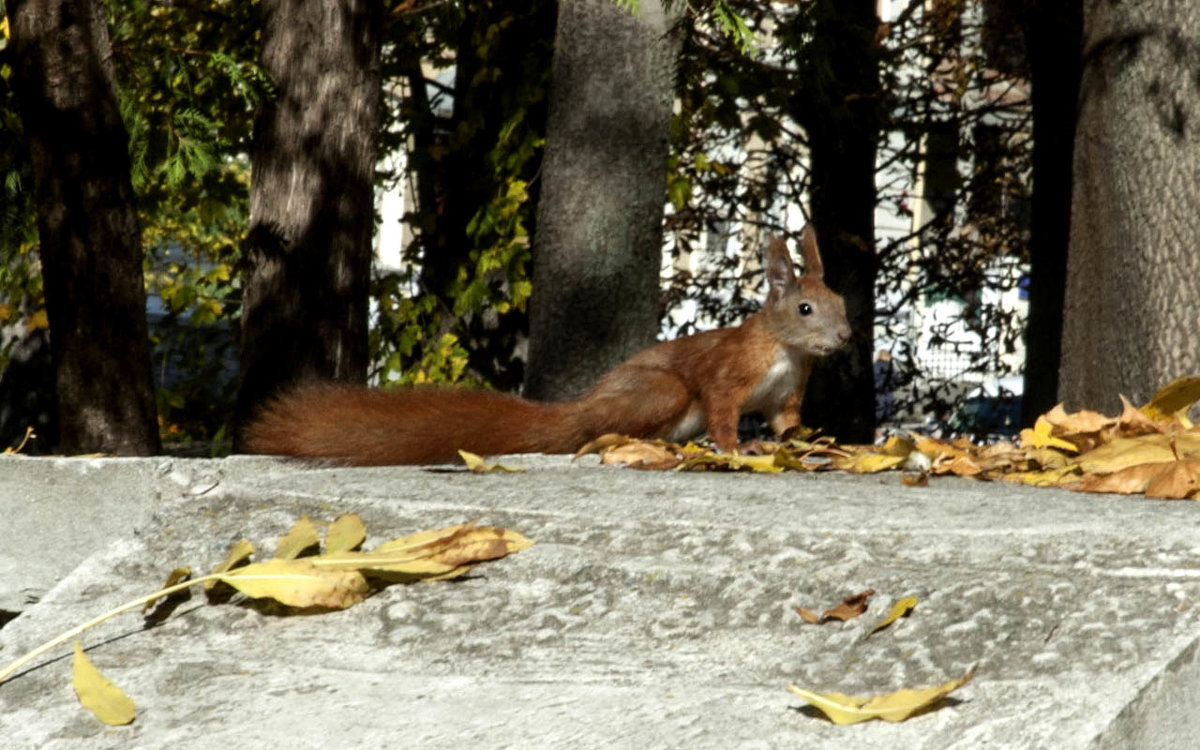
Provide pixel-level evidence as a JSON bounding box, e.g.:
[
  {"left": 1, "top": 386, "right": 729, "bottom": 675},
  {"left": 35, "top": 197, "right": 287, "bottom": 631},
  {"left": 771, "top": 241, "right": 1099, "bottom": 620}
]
[
  {"left": 765, "top": 236, "right": 797, "bottom": 303},
  {"left": 799, "top": 223, "right": 824, "bottom": 281}
]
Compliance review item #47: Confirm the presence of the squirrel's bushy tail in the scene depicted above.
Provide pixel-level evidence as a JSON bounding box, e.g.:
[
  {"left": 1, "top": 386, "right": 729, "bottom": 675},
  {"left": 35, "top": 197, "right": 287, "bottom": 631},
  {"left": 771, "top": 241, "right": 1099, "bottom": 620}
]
[{"left": 243, "top": 383, "right": 590, "bottom": 465}]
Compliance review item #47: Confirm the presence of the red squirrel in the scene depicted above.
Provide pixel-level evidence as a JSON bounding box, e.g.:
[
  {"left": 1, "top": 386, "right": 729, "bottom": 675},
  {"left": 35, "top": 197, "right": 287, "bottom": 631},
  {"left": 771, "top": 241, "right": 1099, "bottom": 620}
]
[{"left": 244, "top": 224, "right": 851, "bottom": 465}]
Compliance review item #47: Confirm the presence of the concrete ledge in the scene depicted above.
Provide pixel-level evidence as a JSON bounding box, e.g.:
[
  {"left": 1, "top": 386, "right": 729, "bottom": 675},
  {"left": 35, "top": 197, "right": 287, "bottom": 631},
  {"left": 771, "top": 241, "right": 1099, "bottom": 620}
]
[{"left": 2, "top": 456, "right": 1200, "bottom": 747}]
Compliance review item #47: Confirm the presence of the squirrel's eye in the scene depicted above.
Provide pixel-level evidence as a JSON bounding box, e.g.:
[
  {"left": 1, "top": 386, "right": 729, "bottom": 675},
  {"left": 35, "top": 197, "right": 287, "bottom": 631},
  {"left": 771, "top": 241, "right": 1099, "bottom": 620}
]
[{"left": 798, "top": 303, "right": 813, "bottom": 316}]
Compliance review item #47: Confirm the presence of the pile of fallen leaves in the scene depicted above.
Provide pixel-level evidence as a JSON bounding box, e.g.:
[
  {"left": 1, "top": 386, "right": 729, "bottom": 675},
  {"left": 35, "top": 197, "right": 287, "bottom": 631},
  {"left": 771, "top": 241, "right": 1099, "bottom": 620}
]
[{"left": 578, "top": 376, "right": 1200, "bottom": 500}]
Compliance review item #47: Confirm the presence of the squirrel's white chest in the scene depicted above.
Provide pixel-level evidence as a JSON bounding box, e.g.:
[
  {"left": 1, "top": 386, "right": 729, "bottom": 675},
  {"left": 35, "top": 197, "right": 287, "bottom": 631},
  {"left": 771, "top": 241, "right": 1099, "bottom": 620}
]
[{"left": 745, "top": 348, "right": 803, "bottom": 412}]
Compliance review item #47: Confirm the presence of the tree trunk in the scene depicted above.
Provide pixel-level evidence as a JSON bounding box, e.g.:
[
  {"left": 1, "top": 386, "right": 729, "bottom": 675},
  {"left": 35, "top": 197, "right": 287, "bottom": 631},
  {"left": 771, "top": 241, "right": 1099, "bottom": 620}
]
[
  {"left": 524, "top": 0, "right": 681, "bottom": 401},
  {"left": 234, "top": 0, "right": 382, "bottom": 446},
  {"left": 1059, "top": 0, "right": 1200, "bottom": 411},
  {"left": 8, "top": 0, "right": 161, "bottom": 455},
  {"left": 793, "top": 0, "right": 882, "bottom": 443},
  {"left": 1020, "top": 0, "right": 1082, "bottom": 425}
]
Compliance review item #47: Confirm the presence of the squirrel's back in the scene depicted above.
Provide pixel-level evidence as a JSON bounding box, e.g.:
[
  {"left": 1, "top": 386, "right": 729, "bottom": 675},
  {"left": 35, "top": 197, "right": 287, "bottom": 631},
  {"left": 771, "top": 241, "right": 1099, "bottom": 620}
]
[{"left": 243, "top": 383, "right": 587, "bottom": 465}]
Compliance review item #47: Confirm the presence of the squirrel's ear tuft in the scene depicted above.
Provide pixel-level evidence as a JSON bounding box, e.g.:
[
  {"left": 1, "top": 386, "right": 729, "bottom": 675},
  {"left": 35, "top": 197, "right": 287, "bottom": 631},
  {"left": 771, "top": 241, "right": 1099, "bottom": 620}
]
[{"left": 799, "top": 223, "right": 824, "bottom": 280}]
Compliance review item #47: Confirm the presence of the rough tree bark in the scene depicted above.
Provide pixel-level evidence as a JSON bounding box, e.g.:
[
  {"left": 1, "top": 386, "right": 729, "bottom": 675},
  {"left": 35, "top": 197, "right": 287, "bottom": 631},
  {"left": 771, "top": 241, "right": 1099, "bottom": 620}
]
[
  {"left": 524, "top": 0, "right": 681, "bottom": 401},
  {"left": 234, "top": 0, "right": 382, "bottom": 446},
  {"left": 8, "top": 0, "right": 161, "bottom": 455},
  {"left": 1020, "top": 0, "right": 1082, "bottom": 425},
  {"left": 1059, "top": 0, "right": 1200, "bottom": 410},
  {"left": 792, "top": 0, "right": 882, "bottom": 443}
]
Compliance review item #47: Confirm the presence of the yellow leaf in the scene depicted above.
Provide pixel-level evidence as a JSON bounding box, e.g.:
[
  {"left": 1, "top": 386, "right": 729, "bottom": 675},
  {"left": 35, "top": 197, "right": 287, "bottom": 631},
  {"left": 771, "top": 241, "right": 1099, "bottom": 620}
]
[
  {"left": 1141, "top": 377, "right": 1200, "bottom": 424},
  {"left": 1019, "top": 416, "right": 1078, "bottom": 453},
  {"left": 1001, "top": 466, "right": 1080, "bottom": 487},
  {"left": 870, "top": 596, "right": 918, "bottom": 635},
  {"left": 142, "top": 567, "right": 191, "bottom": 613},
  {"left": 274, "top": 516, "right": 320, "bottom": 559},
  {"left": 788, "top": 667, "right": 975, "bottom": 725},
  {"left": 73, "top": 641, "right": 136, "bottom": 726},
  {"left": 878, "top": 434, "right": 916, "bottom": 457},
  {"left": 680, "top": 451, "right": 782, "bottom": 473},
  {"left": 217, "top": 559, "right": 369, "bottom": 609},
  {"left": 325, "top": 513, "right": 367, "bottom": 554},
  {"left": 206, "top": 539, "right": 254, "bottom": 590},
  {"left": 833, "top": 452, "right": 906, "bottom": 473},
  {"left": 458, "top": 450, "right": 526, "bottom": 473}
]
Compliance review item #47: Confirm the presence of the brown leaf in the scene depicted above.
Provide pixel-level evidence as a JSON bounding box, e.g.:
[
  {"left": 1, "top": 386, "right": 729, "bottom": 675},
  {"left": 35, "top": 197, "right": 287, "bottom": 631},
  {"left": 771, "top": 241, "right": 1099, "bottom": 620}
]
[
  {"left": 1077, "top": 453, "right": 1200, "bottom": 500},
  {"left": 1144, "top": 459, "right": 1200, "bottom": 499},
  {"left": 573, "top": 433, "right": 635, "bottom": 458},
  {"left": 901, "top": 471, "right": 929, "bottom": 487},
  {"left": 1117, "top": 394, "right": 1168, "bottom": 437},
  {"left": 798, "top": 589, "right": 875, "bottom": 624},
  {"left": 1043, "top": 403, "right": 1114, "bottom": 435},
  {"left": 600, "top": 441, "right": 681, "bottom": 470},
  {"left": 1076, "top": 434, "right": 1180, "bottom": 475},
  {"left": 795, "top": 607, "right": 822, "bottom": 624}
]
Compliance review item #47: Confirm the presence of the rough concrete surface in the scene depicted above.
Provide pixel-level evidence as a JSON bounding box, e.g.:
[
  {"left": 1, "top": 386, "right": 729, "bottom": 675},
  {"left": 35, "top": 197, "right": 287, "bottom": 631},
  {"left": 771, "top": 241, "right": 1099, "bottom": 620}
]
[{"left": 2, "top": 454, "right": 1200, "bottom": 748}]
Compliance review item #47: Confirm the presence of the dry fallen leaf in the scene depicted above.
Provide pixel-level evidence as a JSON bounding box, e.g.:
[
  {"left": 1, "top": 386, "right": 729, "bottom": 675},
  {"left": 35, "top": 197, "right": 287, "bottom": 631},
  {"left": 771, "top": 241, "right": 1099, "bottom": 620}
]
[
  {"left": 314, "top": 522, "right": 534, "bottom": 581},
  {"left": 459, "top": 450, "right": 526, "bottom": 473},
  {"left": 833, "top": 452, "right": 907, "bottom": 474},
  {"left": 273, "top": 515, "right": 321, "bottom": 560},
  {"left": 573, "top": 432, "right": 636, "bottom": 458},
  {"left": 325, "top": 513, "right": 368, "bottom": 554},
  {"left": 218, "top": 559, "right": 370, "bottom": 609},
  {"left": 680, "top": 451, "right": 782, "bottom": 473},
  {"left": 1019, "top": 416, "right": 1079, "bottom": 453},
  {"left": 72, "top": 641, "right": 135, "bottom": 726},
  {"left": 870, "top": 596, "right": 918, "bottom": 635},
  {"left": 1079, "top": 455, "right": 1200, "bottom": 500},
  {"left": 788, "top": 667, "right": 974, "bottom": 725},
  {"left": 1141, "top": 376, "right": 1200, "bottom": 424},
  {"left": 206, "top": 539, "right": 255, "bottom": 590},
  {"left": 600, "top": 441, "right": 681, "bottom": 470},
  {"left": 142, "top": 567, "right": 191, "bottom": 613},
  {"left": 901, "top": 471, "right": 929, "bottom": 487},
  {"left": 797, "top": 589, "right": 875, "bottom": 624}
]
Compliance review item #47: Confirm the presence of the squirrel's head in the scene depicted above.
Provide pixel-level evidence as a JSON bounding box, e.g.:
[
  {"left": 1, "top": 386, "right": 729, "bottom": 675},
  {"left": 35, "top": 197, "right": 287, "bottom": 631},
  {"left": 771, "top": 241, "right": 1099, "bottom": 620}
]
[{"left": 763, "top": 224, "right": 852, "bottom": 357}]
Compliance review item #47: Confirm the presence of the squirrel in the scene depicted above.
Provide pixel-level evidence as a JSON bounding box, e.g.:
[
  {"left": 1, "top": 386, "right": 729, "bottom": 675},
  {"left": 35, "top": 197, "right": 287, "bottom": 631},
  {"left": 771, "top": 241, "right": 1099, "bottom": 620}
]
[{"left": 243, "top": 224, "right": 852, "bottom": 465}]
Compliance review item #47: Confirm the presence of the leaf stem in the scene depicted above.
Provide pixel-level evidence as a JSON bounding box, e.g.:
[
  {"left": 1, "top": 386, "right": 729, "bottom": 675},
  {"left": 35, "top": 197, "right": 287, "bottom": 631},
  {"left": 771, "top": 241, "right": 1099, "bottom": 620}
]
[{"left": 0, "top": 573, "right": 221, "bottom": 686}]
